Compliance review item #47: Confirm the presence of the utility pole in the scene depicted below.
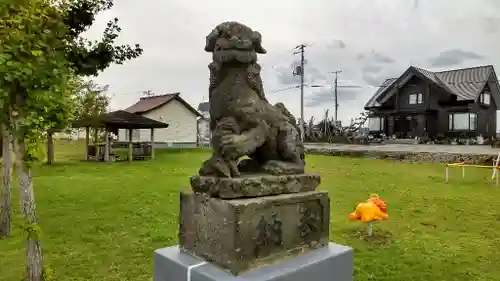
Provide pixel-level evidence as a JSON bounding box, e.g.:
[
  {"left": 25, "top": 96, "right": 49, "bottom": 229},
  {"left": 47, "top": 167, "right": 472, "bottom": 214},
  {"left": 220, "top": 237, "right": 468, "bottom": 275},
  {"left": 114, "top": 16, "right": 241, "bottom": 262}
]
[
  {"left": 331, "top": 70, "right": 342, "bottom": 125},
  {"left": 294, "top": 44, "right": 306, "bottom": 141},
  {"left": 324, "top": 109, "right": 329, "bottom": 136}
]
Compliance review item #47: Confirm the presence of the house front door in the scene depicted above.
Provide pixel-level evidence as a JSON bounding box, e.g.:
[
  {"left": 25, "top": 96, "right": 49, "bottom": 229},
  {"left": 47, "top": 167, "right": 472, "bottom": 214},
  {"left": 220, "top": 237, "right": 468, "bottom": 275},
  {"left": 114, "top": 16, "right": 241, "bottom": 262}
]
[
  {"left": 394, "top": 115, "right": 413, "bottom": 138},
  {"left": 421, "top": 113, "right": 437, "bottom": 138}
]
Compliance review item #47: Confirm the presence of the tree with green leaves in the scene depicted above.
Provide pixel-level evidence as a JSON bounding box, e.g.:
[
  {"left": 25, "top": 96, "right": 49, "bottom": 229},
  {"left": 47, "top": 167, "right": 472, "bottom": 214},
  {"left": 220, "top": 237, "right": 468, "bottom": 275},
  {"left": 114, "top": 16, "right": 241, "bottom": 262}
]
[
  {"left": 74, "top": 80, "right": 110, "bottom": 129},
  {"left": 45, "top": 77, "right": 81, "bottom": 164},
  {"left": 73, "top": 80, "right": 110, "bottom": 144},
  {"left": 62, "top": 0, "right": 143, "bottom": 76},
  {"left": 44, "top": 0, "right": 142, "bottom": 164},
  {"left": 45, "top": 79, "right": 114, "bottom": 164},
  {"left": 0, "top": 0, "right": 75, "bottom": 279},
  {"left": 0, "top": 0, "right": 142, "bottom": 279}
]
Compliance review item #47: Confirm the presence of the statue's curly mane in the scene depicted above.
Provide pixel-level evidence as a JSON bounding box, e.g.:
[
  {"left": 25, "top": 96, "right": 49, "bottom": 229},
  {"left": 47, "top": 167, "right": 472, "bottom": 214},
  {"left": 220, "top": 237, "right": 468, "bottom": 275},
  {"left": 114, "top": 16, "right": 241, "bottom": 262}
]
[{"left": 208, "top": 61, "right": 266, "bottom": 102}]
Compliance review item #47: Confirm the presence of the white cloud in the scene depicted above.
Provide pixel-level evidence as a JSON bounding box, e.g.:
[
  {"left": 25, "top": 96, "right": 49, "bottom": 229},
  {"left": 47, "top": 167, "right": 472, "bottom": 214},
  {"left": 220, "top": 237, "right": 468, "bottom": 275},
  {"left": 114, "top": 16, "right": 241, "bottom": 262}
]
[{"left": 87, "top": 0, "right": 500, "bottom": 125}]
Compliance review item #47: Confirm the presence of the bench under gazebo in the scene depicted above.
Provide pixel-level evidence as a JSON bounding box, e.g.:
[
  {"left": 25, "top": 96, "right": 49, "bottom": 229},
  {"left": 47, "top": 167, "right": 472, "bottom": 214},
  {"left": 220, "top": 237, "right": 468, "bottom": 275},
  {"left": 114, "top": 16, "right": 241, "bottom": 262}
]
[{"left": 73, "top": 110, "right": 169, "bottom": 162}]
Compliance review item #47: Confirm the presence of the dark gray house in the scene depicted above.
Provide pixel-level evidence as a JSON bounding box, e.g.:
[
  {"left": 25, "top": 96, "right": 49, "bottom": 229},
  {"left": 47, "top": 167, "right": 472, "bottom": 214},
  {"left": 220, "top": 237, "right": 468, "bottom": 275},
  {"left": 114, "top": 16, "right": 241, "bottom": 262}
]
[{"left": 364, "top": 65, "right": 500, "bottom": 139}]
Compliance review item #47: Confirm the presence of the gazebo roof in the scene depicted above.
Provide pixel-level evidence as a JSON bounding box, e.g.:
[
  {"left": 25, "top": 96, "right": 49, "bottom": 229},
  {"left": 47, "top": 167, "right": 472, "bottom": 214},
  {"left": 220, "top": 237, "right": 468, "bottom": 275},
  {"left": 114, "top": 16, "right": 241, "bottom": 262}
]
[{"left": 73, "top": 110, "right": 169, "bottom": 129}]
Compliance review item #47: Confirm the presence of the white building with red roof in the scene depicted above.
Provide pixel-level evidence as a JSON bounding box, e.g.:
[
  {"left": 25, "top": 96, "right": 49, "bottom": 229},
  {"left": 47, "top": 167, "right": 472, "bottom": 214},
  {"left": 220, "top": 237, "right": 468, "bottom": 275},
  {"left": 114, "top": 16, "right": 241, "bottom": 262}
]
[{"left": 118, "top": 93, "right": 204, "bottom": 147}]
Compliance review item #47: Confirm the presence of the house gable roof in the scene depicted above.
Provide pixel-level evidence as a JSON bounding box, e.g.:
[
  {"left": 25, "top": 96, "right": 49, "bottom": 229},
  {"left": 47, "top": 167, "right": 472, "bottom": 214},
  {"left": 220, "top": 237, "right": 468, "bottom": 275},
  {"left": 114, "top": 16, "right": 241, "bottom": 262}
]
[
  {"left": 125, "top": 93, "right": 203, "bottom": 117},
  {"left": 365, "top": 65, "right": 498, "bottom": 109}
]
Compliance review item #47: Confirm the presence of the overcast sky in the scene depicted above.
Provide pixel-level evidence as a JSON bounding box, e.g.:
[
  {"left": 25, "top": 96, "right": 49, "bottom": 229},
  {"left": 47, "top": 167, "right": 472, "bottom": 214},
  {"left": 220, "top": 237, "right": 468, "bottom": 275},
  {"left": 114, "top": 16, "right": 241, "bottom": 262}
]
[{"left": 86, "top": 0, "right": 500, "bottom": 124}]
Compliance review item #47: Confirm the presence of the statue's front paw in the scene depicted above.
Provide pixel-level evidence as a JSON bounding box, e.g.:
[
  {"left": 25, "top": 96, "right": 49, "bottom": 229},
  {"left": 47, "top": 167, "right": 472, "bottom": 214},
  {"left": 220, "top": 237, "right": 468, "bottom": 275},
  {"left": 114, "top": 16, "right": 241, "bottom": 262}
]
[{"left": 220, "top": 134, "right": 245, "bottom": 157}]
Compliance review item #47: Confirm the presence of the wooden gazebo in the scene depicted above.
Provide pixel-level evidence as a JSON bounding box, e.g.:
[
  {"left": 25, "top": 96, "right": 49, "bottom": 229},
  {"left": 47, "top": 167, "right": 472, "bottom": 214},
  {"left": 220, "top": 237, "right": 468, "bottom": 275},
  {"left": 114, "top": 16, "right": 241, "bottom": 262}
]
[{"left": 73, "top": 110, "right": 169, "bottom": 162}]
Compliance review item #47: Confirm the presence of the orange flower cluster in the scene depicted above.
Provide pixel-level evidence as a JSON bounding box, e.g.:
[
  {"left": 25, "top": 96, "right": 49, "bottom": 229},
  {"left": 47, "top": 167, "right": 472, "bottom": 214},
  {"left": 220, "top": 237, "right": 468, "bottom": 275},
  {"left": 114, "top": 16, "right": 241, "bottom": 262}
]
[{"left": 348, "top": 194, "right": 388, "bottom": 223}]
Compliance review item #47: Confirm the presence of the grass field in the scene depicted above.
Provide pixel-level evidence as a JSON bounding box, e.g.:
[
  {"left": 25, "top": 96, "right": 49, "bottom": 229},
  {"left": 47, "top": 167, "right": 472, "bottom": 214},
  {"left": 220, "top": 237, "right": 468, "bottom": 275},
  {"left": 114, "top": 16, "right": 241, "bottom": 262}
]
[{"left": 1, "top": 141, "right": 500, "bottom": 281}]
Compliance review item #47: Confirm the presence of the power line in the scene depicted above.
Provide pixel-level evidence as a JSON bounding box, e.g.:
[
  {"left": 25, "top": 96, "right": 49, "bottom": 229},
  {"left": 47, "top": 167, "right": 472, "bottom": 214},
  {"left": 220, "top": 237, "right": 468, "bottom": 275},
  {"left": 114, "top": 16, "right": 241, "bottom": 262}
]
[
  {"left": 268, "top": 84, "right": 324, "bottom": 94},
  {"left": 269, "top": 79, "right": 499, "bottom": 95},
  {"left": 268, "top": 85, "right": 300, "bottom": 94}
]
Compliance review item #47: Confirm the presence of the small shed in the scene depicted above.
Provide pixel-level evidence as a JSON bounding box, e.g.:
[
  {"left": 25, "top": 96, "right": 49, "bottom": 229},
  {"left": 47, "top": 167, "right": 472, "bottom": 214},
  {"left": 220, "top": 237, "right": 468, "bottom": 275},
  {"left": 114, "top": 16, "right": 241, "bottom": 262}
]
[
  {"left": 120, "top": 93, "right": 203, "bottom": 147},
  {"left": 73, "top": 110, "right": 169, "bottom": 162}
]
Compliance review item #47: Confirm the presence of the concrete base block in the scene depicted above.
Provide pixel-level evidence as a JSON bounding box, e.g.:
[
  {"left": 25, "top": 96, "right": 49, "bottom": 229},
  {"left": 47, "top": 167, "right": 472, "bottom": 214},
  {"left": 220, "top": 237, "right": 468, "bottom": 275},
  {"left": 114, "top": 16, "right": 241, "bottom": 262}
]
[
  {"left": 179, "top": 191, "right": 330, "bottom": 274},
  {"left": 154, "top": 243, "right": 353, "bottom": 281}
]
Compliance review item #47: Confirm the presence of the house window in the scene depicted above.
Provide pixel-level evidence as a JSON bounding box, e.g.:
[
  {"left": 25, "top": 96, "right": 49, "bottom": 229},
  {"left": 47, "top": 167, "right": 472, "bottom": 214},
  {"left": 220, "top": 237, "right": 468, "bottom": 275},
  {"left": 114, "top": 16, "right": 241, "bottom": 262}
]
[
  {"left": 480, "top": 92, "right": 491, "bottom": 105},
  {"left": 409, "top": 93, "right": 423, "bottom": 104},
  {"left": 368, "top": 116, "right": 385, "bottom": 131},
  {"left": 448, "top": 113, "right": 477, "bottom": 131}
]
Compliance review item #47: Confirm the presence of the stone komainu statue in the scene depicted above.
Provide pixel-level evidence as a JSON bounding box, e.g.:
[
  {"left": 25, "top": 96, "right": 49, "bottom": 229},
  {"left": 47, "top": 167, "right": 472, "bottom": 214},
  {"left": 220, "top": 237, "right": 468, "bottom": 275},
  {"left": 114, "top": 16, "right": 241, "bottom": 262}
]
[{"left": 199, "top": 21, "right": 305, "bottom": 177}]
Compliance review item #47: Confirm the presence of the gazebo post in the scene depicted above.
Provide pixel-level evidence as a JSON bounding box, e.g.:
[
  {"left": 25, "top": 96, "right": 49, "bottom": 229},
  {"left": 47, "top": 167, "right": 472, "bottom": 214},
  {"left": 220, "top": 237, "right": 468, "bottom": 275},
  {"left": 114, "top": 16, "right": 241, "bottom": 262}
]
[
  {"left": 150, "top": 128, "right": 155, "bottom": 160},
  {"left": 94, "top": 128, "right": 99, "bottom": 161},
  {"left": 84, "top": 126, "right": 90, "bottom": 160},
  {"left": 128, "top": 129, "right": 133, "bottom": 162},
  {"left": 104, "top": 128, "right": 110, "bottom": 162}
]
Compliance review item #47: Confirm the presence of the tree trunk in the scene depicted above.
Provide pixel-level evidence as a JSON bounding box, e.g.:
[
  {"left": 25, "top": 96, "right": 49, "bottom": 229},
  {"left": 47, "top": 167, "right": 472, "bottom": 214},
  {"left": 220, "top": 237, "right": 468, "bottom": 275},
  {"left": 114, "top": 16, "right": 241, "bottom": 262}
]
[
  {"left": 46, "top": 131, "right": 54, "bottom": 164},
  {"left": 14, "top": 133, "right": 45, "bottom": 281},
  {"left": 0, "top": 125, "right": 13, "bottom": 238}
]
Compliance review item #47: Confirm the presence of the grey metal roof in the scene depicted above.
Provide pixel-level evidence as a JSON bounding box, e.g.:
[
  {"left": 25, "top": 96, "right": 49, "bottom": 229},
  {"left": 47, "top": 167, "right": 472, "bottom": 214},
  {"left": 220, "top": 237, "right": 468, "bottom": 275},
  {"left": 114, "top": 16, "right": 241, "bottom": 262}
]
[
  {"left": 435, "top": 66, "right": 493, "bottom": 100},
  {"left": 365, "top": 65, "right": 496, "bottom": 108},
  {"left": 197, "top": 101, "right": 210, "bottom": 112},
  {"left": 413, "top": 67, "right": 445, "bottom": 87},
  {"left": 364, "top": 78, "right": 397, "bottom": 108}
]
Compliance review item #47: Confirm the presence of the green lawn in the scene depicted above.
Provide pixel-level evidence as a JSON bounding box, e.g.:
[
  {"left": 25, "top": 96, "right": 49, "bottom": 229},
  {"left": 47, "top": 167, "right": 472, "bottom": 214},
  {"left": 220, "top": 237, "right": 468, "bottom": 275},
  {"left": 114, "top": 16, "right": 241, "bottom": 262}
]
[{"left": 1, "top": 141, "right": 500, "bottom": 281}]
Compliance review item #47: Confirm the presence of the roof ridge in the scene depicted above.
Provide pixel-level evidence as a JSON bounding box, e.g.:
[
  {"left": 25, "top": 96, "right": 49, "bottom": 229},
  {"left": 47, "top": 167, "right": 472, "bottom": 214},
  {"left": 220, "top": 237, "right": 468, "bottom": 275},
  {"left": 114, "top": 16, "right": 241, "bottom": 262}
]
[
  {"left": 434, "top": 65, "right": 493, "bottom": 73},
  {"left": 139, "top": 92, "right": 180, "bottom": 100},
  {"left": 410, "top": 65, "right": 436, "bottom": 74}
]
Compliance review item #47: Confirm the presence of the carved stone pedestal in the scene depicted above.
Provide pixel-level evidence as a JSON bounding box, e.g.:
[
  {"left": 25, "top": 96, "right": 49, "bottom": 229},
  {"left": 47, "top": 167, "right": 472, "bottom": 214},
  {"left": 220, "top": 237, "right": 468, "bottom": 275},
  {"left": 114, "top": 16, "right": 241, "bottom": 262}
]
[
  {"left": 190, "top": 173, "right": 321, "bottom": 198},
  {"left": 179, "top": 189, "right": 330, "bottom": 274}
]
